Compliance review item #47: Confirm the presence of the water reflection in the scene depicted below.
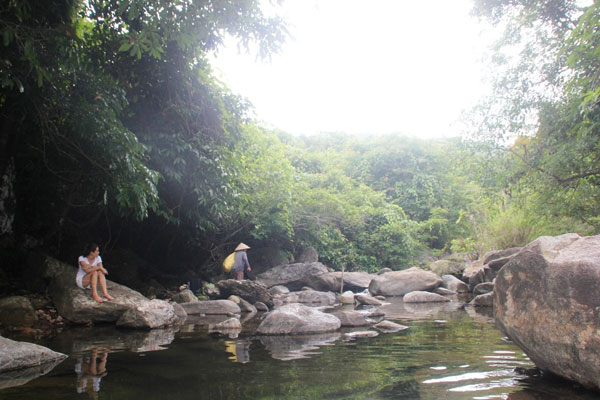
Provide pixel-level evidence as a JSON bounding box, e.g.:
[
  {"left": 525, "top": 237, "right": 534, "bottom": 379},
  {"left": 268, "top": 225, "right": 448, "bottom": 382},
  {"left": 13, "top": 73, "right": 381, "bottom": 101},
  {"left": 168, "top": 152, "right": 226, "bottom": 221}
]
[
  {"left": 0, "top": 358, "right": 64, "bottom": 390},
  {"left": 75, "top": 347, "right": 108, "bottom": 399},
  {"left": 4, "top": 305, "right": 600, "bottom": 399},
  {"left": 224, "top": 339, "right": 251, "bottom": 363},
  {"left": 55, "top": 325, "right": 177, "bottom": 353},
  {"left": 377, "top": 296, "right": 466, "bottom": 320},
  {"left": 465, "top": 305, "right": 495, "bottom": 323},
  {"left": 258, "top": 332, "right": 341, "bottom": 361}
]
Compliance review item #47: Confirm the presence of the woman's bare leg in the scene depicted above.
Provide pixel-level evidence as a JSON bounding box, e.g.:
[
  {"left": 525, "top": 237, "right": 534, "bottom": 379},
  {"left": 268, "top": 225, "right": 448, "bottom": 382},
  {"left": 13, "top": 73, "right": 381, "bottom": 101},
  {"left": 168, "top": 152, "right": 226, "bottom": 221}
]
[
  {"left": 98, "top": 273, "right": 114, "bottom": 300},
  {"left": 90, "top": 271, "right": 103, "bottom": 303}
]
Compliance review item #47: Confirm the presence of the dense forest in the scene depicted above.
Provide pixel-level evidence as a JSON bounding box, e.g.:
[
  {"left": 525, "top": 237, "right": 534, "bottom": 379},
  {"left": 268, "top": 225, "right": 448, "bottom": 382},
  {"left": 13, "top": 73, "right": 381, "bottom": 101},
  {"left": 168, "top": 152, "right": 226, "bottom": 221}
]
[{"left": 1, "top": 0, "right": 598, "bottom": 294}]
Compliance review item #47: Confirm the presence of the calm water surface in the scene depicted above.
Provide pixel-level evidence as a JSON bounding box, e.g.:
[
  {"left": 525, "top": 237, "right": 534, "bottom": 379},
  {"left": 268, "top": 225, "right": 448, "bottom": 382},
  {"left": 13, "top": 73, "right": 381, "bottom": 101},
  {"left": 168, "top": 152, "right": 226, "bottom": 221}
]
[{"left": 1, "top": 298, "right": 598, "bottom": 400}]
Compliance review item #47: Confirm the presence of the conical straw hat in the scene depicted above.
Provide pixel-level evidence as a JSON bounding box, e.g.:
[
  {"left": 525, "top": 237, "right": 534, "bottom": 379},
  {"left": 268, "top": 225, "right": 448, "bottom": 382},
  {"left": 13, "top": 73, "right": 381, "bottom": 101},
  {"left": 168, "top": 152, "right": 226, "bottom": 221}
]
[{"left": 235, "top": 243, "right": 250, "bottom": 251}]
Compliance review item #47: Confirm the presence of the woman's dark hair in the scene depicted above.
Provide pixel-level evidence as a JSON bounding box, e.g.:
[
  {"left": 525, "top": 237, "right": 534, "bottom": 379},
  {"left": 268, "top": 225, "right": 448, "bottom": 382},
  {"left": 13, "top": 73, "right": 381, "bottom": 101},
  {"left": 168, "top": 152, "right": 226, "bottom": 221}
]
[{"left": 83, "top": 243, "right": 99, "bottom": 255}]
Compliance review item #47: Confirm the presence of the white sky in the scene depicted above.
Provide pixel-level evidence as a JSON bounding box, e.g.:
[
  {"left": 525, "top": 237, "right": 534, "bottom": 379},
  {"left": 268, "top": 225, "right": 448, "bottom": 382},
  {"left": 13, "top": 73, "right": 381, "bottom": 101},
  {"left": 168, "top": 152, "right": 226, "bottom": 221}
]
[{"left": 211, "top": 0, "right": 496, "bottom": 139}]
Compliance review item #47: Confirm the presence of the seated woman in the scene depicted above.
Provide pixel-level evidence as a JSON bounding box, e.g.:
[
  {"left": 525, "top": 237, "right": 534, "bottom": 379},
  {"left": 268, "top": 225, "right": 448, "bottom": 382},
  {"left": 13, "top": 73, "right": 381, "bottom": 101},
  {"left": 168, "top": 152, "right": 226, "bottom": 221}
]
[{"left": 76, "top": 243, "right": 114, "bottom": 303}]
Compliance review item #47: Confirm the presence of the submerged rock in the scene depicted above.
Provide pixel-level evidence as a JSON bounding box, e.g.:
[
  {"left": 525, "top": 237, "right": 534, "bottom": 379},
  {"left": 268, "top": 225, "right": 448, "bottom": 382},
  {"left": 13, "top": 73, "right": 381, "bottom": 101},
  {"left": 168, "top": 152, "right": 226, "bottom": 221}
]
[
  {"left": 256, "top": 303, "right": 341, "bottom": 335},
  {"left": 494, "top": 233, "right": 600, "bottom": 390},
  {"left": 344, "top": 330, "right": 379, "bottom": 339},
  {"left": 373, "top": 320, "right": 409, "bottom": 333}
]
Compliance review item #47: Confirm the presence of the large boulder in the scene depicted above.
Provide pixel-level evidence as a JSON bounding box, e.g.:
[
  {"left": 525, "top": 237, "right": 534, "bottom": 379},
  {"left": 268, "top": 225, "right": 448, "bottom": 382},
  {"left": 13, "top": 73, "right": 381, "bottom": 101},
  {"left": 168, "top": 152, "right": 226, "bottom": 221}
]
[
  {"left": 0, "top": 296, "right": 37, "bottom": 328},
  {"left": 0, "top": 336, "right": 67, "bottom": 372},
  {"left": 368, "top": 267, "right": 442, "bottom": 296},
  {"left": 216, "top": 279, "right": 274, "bottom": 307},
  {"left": 255, "top": 262, "right": 333, "bottom": 291},
  {"left": 256, "top": 303, "right": 341, "bottom": 335},
  {"left": 299, "top": 272, "right": 340, "bottom": 292},
  {"left": 331, "top": 271, "right": 376, "bottom": 292},
  {"left": 44, "top": 257, "right": 182, "bottom": 328},
  {"left": 116, "top": 299, "right": 181, "bottom": 329},
  {"left": 494, "top": 233, "right": 600, "bottom": 390}
]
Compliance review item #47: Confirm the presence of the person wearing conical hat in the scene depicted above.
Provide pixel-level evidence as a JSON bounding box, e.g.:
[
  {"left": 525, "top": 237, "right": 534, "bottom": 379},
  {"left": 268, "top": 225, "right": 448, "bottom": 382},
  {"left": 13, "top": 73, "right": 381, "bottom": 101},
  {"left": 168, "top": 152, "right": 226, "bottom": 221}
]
[{"left": 233, "top": 243, "right": 252, "bottom": 280}]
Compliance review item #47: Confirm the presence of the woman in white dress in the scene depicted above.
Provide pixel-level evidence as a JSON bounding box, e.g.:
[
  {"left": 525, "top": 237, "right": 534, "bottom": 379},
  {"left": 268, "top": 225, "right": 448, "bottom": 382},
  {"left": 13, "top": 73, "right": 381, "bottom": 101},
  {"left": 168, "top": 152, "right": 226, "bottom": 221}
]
[{"left": 76, "top": 243, "right": 114, "bottom": 303}]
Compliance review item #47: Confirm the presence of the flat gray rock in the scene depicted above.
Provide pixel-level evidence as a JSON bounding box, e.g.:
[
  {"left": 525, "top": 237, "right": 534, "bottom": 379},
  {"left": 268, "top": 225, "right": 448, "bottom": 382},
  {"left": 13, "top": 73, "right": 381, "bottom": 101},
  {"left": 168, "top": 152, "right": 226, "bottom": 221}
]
[
  {"left": 0, "top": 336, "right": 67, "bottom": 373},
  {"left": 181, "top": 300, "right": 241, "bottom": 315}
]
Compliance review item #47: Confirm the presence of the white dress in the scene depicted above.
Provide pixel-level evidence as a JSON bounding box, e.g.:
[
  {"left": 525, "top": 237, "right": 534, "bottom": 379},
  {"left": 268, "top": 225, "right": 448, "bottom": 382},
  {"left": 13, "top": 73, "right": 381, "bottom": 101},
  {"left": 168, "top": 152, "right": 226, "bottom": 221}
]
[{"left": 76, "top": 255, "right": 102, "bottom": 289}]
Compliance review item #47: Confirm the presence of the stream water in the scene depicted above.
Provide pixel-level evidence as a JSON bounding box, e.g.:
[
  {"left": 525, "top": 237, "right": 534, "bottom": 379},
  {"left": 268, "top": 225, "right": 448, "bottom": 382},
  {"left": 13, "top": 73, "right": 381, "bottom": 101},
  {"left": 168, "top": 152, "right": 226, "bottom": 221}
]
[{"left": 1, "top": 297, "right": 599, "bottom": 400}]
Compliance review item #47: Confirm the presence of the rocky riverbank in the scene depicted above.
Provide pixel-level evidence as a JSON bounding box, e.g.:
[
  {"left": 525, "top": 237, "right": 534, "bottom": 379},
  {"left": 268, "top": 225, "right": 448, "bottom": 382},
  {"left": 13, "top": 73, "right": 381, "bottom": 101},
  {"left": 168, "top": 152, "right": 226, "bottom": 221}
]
[{"left": 3, "top": 233, "right": 600, "bottom": 393}]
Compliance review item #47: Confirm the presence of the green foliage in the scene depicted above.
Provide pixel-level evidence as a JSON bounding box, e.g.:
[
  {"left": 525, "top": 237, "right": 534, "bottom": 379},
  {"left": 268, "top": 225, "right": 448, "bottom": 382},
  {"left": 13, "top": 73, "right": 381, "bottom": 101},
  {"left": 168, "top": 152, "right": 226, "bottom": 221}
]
[
  {"left": 0, "top": 0, "right": 289, "bottom": 268},
  {"left": 281, "top": 133, "right": 480, "bottom": 272},
  {"left": 464, "top": 0, "right": 600, "bottom": 254}
]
